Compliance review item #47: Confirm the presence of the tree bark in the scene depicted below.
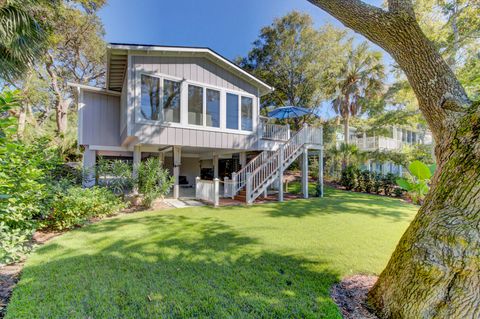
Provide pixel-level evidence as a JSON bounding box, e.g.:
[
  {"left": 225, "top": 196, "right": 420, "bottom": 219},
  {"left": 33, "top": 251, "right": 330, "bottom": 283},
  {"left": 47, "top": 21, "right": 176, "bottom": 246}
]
[
  {"left": 307, "top": 1, "right": 479, "bottom": 318},
  {"left": 46, "top": 53, "right": 68, "bottom": 135},
  {"left": 344, "top": 114, "right": 350, "bottom": 145}
]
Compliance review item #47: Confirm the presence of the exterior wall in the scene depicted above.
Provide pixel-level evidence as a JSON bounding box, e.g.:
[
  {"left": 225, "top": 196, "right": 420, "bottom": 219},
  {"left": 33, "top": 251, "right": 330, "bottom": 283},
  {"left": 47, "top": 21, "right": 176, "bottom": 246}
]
[
  {"left": 132, "top": 56, "right": 257, "bottom": 95},
  {"left": 134, "top": 125, "right": 258, "bottom": 149},
  {"left": 126, "top": 55, "right": 260, "bottom": 150},
  {"left": 119, "top": 77, "right": 128, "bottom": 142},
  {"left": 81, "top": 91, "right": 121, "bottom": 146}
]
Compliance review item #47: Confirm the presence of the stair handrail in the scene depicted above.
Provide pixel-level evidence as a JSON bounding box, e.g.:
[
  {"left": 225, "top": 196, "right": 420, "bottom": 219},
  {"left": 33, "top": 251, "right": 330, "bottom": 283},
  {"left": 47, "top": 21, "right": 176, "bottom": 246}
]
[
  {"left": 247, "top": 127, "right": 307, "bottom": 202},
  {"left": 232, "top": 150, "right": 272, "bottom": 195}
]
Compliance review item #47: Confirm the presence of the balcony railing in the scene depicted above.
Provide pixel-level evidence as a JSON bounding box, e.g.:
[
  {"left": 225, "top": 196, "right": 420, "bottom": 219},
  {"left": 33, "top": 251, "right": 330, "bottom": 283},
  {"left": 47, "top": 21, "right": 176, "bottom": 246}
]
[
  {"left": 260, "top": 123, "right": 290, "bottom": 141},
  {"left": 352, "top": 136, "right": 404, "bottom": 151}
]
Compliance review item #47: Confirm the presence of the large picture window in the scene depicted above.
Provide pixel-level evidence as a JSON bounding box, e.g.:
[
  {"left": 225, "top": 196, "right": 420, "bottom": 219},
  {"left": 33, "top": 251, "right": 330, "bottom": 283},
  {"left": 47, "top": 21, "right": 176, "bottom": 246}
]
[
  {"left": 226, "top": 93, "right": 238, "bottom": 129},
  {"left": 140, "top": 74, "right": 160, "bottom": 120},
  {"left": 188, "top": 85, "right": 203, "bottom": 125},
  {"left": 163, "top": 79, "right": 181, "bottom": 123},
  {"left": 206, "top": 89, "right": 220, "bottom": 128},
  {"left": 241, "top": 96, "right": 253, "bottom": 131}
]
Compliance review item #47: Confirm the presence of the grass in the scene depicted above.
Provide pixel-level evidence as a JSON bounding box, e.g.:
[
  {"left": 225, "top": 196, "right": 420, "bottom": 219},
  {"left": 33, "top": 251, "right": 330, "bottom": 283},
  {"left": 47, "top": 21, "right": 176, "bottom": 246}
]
[{"left": 6, "top": 187, "right": 418, "bottom": 318}]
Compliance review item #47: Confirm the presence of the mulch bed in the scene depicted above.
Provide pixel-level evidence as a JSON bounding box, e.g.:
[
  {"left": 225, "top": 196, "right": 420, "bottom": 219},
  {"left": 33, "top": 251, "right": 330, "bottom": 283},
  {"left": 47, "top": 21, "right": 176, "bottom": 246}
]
[{"left": 331, "top": 275, "right": 379, "bottom": 319}]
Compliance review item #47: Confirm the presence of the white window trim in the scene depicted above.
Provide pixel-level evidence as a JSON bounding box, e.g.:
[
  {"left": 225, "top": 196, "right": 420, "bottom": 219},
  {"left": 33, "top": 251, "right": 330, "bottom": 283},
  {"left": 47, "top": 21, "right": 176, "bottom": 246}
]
[
  {"left": 136, "top": 72, "right": 183, "bottom": 125},
  {"left": 135, "top": 71, "right": 257, "bottom": 134}
]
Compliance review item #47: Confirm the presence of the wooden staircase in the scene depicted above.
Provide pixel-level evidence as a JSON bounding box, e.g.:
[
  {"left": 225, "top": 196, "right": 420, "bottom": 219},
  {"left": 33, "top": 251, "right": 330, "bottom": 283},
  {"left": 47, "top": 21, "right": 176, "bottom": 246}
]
[{"left": 229, "top": 124, "right": 323, "bottom": 204}]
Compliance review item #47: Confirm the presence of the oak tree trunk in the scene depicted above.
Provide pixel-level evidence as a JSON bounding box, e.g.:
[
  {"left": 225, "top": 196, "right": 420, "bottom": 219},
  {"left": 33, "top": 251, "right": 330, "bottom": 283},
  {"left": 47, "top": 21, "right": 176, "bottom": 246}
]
[{"left": 307, "top": 1, "right": 480, "bottom": 317}]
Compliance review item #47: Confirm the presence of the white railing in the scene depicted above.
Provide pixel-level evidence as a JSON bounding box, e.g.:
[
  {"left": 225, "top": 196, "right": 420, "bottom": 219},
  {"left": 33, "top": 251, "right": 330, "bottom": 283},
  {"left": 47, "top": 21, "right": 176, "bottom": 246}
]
[
  {"left": 303, "top": 126, "right": 323, "bottom": 145},
  {"left": 195, "top": 177, "right": 219, "bottom": 206},
  {"left": 353, "top": 136, "right": 403, "bottom": 151},
  {"left": 246, "top": 126, "right": 311, "bottom": 203},
  {"left": 223, "top": 177, "right": 235, "bottom": 198},
  {"left": 231, "top": 151, "right": 273, "bottom": 196},
  {"left": 261, "top": 123, "right": 290, "bottom": 141}
]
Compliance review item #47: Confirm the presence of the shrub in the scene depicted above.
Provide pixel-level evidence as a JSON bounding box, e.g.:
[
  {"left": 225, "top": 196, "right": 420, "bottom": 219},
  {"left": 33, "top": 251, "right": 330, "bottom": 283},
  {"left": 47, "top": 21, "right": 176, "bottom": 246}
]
[
  {"left": 373, "top": 173, "right": 383, "bottom": 194},
  {"left": 396, "top": 160, "right": 433, "bottom": 204},
  {"left": 0, "top": 223, "right": 34, "bottom": 266},
  {"left": 340, "top": 165, "right": 360, "bottom": 190},
  {"left": 134, "top": 157, "right": 174, "bottom": 207},
  {"left": 97, "top": 158, "right": 133, "bottom": 195},
  {"left": 358, "top": 170, "right": 375, "bottom": 193},
  {"left": 45, "top": 185, "right": 126, "bottom": 230},
  {"left": 382, "top": 173, "right": 397, "bottom": 196}
]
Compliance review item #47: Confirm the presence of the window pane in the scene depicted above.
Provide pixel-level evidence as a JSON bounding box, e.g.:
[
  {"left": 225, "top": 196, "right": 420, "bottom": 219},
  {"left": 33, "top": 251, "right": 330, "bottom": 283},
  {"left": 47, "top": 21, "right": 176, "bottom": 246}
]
[
  {"left": 188, "top": 85, "right": 203, "bottom": 125},
  {"left": 140, "top": 75, "right": 160, "bottom": 120},
  {"left": 241, "top": 96, "right": 253, "bottom": 131},
  {"left": 206, "top": 89, "right": 220, "bottom": 127},
  {"left": 163, "top": 79, "right": 180, "bottom": 123},
  {"left": 226, "top": 93, "right": 238, "bottom": 129}
]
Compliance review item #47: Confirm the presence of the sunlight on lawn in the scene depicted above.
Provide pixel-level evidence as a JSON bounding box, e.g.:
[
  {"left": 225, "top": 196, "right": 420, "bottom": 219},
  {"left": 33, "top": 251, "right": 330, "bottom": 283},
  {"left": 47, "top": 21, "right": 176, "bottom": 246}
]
[{"left": 6, "top": 188, "right": 418, "bottom": 319}]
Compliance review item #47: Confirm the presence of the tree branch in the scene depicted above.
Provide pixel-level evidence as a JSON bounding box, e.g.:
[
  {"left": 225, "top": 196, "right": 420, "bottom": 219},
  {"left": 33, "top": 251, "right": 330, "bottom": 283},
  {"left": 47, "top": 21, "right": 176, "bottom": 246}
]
[{"left": 387, "top": 0, "right": 415, "bottom": 16}]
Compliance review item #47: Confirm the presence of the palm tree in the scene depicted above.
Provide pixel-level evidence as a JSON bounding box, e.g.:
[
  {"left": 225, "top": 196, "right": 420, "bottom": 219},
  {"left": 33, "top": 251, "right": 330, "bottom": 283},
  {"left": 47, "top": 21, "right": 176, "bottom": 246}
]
[
  {"left": 331, "top": 41, "right": 385, "bottom": 145},
  {"left": 0, "top": 0, "right": 49, "bottom": 81}
]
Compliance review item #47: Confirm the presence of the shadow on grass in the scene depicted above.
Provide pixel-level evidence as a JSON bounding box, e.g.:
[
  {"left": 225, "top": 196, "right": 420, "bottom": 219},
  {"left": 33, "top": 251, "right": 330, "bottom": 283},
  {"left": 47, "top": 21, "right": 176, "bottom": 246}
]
[
  {"left": 219, "top": 187, "right": 415, "bottom": 221},
  {"left": 6, "top": 214, "right": 342, "bottom": 319}
]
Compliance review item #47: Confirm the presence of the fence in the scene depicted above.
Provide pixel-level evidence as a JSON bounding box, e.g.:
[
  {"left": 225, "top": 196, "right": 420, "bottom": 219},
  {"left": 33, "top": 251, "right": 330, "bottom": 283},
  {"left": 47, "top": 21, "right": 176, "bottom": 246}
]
[{"left": 195, "top": 177, "right": 219, "bottom": 206}]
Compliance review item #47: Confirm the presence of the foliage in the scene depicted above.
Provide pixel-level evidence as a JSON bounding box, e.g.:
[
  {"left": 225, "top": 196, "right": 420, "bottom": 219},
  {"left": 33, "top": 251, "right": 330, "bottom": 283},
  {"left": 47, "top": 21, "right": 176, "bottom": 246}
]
[
  {"left": 339, "top": 165, "right": 399, "bottom": 198},
  {"left": 45, "top": 184, "right": 125, "bottom": 230},
  {"left": 396, "top": 160, "right": 433, "bottom": 204},
  {"left": 0, "top": 0, "right": 51, "bottom": 81},
  {"left": 238, "top": 11, "right": 348, "bottom": 128},
  {"left": 330, "top": 41, "right": 385, "bottom": 143},
  {"left": 96, "top": 158, "right": 133, "bottom": 195},
  {"left": 134, "top": 158, "right": 174, "bottom": 207},
  {"left": 5, "top": 188, "right": 418, "bottom": 318},
  {"left": 0, "top": 91, "right": 58, "bottom": 264},
  {"left": 340, "top": 165, "right": 359, "bottom": 190}
]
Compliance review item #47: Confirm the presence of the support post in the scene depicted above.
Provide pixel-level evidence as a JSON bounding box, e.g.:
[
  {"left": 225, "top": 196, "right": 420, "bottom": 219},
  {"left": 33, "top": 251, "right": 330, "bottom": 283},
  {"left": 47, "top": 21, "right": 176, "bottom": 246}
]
[
  {"left": 213, "top": 154, "right": 219, "bottom": 179},
  {"left": 213, "top": 178, "right": 219, "bottom": 207},
  {"left": 319, "top": 149, "right": 324, "bottom": 197},
  {"left": 132, "top": 145, "right": 141, "bottom": 194},
  {"left": 239, "top": 152, "right": 247, "bottom": 168},
  {"left": 278, "top": 145, "right": 284, "bottom": 202},
  {"left": 173, "top": 146, "right": 181, "bottom": 199},
  {"left": 246, "top": 172, "right": 252, "bottom": 204},
  {"left": 231, "top": 172, "right": 237, "bottom": 199},
  {"left": 158, "top": 152, "right": 165, "bottom": 165},
  {"left": 82, "top": 146, "right": 96, "bottom": 188},
  {"left": 302, "top": 147, "right": 309, "bottom": 199}
]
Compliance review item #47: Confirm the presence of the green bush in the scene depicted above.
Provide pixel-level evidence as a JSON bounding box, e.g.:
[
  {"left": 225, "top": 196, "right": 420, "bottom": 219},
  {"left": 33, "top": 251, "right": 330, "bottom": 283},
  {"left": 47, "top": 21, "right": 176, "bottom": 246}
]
[
  {"left": 382, "top": 173, "right": 397, "bottom": 196},
  {"left": 0, "top": 91, "right": 60, "bottom": 264},
  {"left": 134, "top": 157, "right": 174, "bottom": 207},
  {"left": 340, "top": 165, "right": 360, "bottom": 190},
  {"left": 396, "top": 160, "right": 433, "bottom": 204},
  {"left": 373, "top": 173, "right": 383, "bottom": 194},
  {"left": 46, "top": 185, "right": 126, "bottom": 230},
  {"left": 96, "top": 158, "right": 133, "bottom": 195}
]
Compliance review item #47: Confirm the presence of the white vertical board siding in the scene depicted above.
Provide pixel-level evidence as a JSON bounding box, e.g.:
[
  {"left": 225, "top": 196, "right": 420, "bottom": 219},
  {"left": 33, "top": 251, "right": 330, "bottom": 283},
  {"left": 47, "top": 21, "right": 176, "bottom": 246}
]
[
  {"left": 133, "top": 56, "right": 257, "bottom": 95},
  {"left": 129, "top": 55, "right": 262, "bottom": 150},
  {"left": 120, "top": 76, "right": 128, "bottom": 136},
  {"left": 81, "top": 92, "right": 121, "bottom": 146}
]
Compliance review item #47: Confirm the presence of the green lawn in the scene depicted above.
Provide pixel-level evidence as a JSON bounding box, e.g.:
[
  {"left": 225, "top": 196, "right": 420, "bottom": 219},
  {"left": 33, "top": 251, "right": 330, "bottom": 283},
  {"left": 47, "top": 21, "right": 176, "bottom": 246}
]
[{"left": 6, "top": 188, "right": 417, "bottom": 318}]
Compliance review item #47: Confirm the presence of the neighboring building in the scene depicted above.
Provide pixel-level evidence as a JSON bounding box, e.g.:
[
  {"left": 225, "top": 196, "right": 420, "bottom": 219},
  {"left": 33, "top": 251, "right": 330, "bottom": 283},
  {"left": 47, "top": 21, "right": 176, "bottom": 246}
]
[
  {"left": 337, "top": 126, "right": 433, "bottom": 176},
  {"left": 71, "top": 43, "right": 323, "bottom": 204}
]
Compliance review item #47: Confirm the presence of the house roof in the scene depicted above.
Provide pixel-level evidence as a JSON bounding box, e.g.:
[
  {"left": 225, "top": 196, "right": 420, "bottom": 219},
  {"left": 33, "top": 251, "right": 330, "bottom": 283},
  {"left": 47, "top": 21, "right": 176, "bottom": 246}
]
[{"left": 106, "top": 43, "right": 274, "bottom": 95}]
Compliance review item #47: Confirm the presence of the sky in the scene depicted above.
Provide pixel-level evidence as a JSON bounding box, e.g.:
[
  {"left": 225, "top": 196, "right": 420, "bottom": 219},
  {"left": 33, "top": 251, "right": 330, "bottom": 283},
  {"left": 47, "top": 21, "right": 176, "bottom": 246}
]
[{"left": 99, "top": 0, "right": 390, "bottom": 118}]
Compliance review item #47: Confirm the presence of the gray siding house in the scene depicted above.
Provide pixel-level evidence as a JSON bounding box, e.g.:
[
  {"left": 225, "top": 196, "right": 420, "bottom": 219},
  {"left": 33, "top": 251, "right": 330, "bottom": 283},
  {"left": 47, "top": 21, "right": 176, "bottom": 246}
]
[{"left": 72, "top": 43, "right": 323, "bottom": 203}]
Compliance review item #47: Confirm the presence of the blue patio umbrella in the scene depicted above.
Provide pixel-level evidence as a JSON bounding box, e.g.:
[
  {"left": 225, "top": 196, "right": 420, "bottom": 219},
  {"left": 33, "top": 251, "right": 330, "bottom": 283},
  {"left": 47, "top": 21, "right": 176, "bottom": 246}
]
[{"left": 267, "top": 106, "right": 312, "bottom": 119}]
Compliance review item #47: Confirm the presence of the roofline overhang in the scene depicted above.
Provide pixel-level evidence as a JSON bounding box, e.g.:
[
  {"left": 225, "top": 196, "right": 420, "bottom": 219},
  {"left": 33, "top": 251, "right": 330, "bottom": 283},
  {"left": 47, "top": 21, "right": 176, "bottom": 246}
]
[
  {"left": 67, "top": 82, "right": 122, "bottom": 96},
  {"left": 107, "top": 43, "right": 275, "bottom": 96}
]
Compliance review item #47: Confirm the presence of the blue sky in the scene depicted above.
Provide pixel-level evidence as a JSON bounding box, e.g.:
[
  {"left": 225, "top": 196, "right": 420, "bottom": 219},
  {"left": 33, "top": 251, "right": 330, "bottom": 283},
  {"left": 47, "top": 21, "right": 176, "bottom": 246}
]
[
  {"left": 99, "top": 0, "right": 386, "bottom": 60},
  {"left": 99, "top": 0, "right": 390, "bottom": 118}
]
